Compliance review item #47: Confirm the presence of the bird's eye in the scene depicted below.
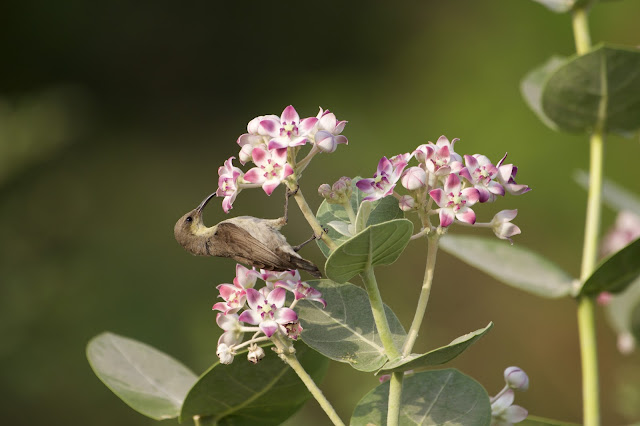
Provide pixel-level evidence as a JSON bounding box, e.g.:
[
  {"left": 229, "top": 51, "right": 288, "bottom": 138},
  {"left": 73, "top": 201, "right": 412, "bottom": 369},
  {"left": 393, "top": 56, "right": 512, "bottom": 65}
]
[{"left": 186, "top": 216, "right": 193, "bottom": 223}]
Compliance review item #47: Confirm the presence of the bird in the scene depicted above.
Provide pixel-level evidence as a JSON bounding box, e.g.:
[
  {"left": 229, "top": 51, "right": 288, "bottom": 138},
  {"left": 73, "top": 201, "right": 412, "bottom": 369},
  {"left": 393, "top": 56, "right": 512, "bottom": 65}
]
[{"left": 174, "top": 192, "right": 322, "bottom": 277}]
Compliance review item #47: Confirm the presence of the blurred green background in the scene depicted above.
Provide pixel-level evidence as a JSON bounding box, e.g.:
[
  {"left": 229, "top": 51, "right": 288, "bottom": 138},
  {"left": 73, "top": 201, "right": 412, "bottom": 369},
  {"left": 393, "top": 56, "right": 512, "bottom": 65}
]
[{"left": 2, "top": 1, "right": 640, "bottom": 425}]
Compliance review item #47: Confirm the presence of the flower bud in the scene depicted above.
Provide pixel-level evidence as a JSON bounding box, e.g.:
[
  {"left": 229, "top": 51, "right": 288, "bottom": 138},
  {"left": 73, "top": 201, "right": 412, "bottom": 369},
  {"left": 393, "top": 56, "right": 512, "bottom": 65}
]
[
  {"left": 247, "top": 343, "right": 265, "bottom": 364},
  {"left": 216, "top": 343, "right": 235, "bottom": 364},
  {"left": 318, "top": 184, "right": 332, "bottom": 198},
  {"left": 504, "top": 366, "right": 529, "bottom": 391},
  {"left": 398, "top": 195, "right": 416, "bottom": 211},
  {"left": 401, "top": 167, "right": 427, "bottom": 190}
]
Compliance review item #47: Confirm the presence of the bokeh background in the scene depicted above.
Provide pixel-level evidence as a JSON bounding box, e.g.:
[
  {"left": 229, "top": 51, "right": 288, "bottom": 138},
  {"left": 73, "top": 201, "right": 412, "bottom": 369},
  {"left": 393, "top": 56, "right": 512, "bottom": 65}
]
[{"left": 2, "top": 1, "right": 640, "bottom": 425}]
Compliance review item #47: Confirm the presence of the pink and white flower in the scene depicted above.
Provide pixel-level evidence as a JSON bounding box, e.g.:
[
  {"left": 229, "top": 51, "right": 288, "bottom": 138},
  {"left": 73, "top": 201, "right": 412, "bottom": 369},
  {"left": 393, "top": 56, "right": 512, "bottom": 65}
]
[
  {"left": 314, "top": 108, "right": 348, "bottom": 153},
  {"left": 216, "top": 313, "right": 245, "bottom": 348},
  {"left": 259, "top": 269, "right": 299, "bottom": 288},
  {"left": 243, "top": 147, "right": 294, "bottom": 195},
  {"left": 216, "top": 157, "right": 244, "bottom": 213},
  {"left": 236, "top": 114, "right": 277, "bottom": 165},
  {"left": 423, "top": 135, "right": 463, "bottom": 177},
  {"left": 459, "top": 154, "right": 505, "bottom": 203},
  {"left": 496, "top": 154, "right": 531, "bottom": 196},
  {"left": 238, "top": 287, "right": 298, "bottom": 338},
  {"left": 399, "top": 195, "right": 416, "bottom": 211},
  {"left": 276, "top": 278, "right": 326, "bottom": 308},
  {"left": 490, "top": 210, "right": 521, "bottom": 244},
  {"left": 356, "top": 156, "right": 408, "bottom": 201},
  {"left": 429, "top": 173, "right": 480, "bottom": 227},
  {"left": 212, "top": 264, "right": 259, "bottom": 314},
  {"left": 258, "top": 105, "right": 318, "bottom": 150}
]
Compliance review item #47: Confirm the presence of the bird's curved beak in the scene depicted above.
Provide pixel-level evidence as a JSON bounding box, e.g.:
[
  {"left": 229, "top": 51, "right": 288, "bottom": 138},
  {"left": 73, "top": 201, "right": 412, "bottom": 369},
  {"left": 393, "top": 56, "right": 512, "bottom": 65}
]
[{"left": 196, "top": 192, "right": 216, "bottom": 214}]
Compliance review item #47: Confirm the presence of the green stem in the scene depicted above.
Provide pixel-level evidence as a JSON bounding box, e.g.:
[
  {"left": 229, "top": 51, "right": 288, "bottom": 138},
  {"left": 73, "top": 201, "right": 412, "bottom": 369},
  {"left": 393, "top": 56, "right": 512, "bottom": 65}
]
[
  {"left": 360, "top": 267, "right": 402, "bottom": 426},
  {"left": 288, "top": 182, "right": 338, "bottom": 252},
  {"left": 572, "top": 7, "right": 602, "bottom": 426},
  {"left": 342, "top": 200, "right": 357, "bottom": 224},
  {"left": 402, "top": 233, "right": 440, "bottom": 356},
  {"left": 387, "top": 372, "right": 404, "bottom": 426},
  {"left": 279, "top": 349, "right": 345, "bottom": 426},
  {"left": 572, "top": 7, "right": 592, "bottom": 55}
]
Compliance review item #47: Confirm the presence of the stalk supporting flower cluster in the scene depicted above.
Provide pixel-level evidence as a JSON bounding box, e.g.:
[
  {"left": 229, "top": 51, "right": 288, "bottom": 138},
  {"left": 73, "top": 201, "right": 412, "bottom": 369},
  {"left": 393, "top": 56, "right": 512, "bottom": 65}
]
[{"left": 572, "top": 6, "right": 603, "bottom": 426}]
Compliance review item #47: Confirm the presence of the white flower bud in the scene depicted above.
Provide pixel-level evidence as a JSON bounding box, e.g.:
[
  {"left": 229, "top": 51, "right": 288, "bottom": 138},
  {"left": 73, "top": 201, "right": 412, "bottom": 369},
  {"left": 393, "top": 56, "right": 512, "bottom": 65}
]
[
  {"left": 216, "top": 343, "right": 235, "bottom": 365},
  {"left": 504, "top": 366, "right": 529, "bottom": 391}
]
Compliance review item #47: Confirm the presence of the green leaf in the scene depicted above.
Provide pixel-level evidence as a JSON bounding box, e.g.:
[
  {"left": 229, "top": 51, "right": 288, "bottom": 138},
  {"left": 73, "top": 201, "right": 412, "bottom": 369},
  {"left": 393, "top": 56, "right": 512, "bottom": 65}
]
[
  {"left": 440, "top": 234, "right": 575, "bottom": 298},
  {"left": 521, "top": 55, "right": 566, "bottom": 130},
  {"left": 521, "top": 415, "right": 581, "bottom": 426},
  {"left": 86, "top": 332, "right": 197, "bottom": 420},
  {"left": 377, "top": 323, "right": 493, "bottom": 375},
  {"left": 574, "top": 170, "right": 640, "bottom": 213},
  {"left": 351, "top": 369, "right": 491, "bottom": 426},
  {"left": 541, "top": 44, "right": 640, "bottom": 134},
  {"left": 298, "top": 280, "right": 406, "bottom": 372},
  {"left": 316, "top": 178, "right": 403, "bottom": 257},
  {"left": 325, "top": 219, "right": 413, "bottom": 283},
  {"left": 180, "top": 342, "right": 328, "bottom": 424},
  {"left": 580, "top": 237, "right": 640, "bottom": 296}
]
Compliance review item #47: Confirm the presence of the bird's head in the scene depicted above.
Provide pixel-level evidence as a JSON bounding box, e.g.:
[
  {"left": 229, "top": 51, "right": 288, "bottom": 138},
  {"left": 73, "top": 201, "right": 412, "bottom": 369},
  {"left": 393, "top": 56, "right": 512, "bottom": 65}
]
[{"left": 174, "top": 192, "right": 217, "bottom": 249}]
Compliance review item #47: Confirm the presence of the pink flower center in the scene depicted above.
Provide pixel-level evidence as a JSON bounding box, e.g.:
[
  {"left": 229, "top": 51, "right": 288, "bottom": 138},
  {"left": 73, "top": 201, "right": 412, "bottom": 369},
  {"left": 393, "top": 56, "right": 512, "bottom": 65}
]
[
  {"left": 280, "top": 122, "right": 299, "bottom": 139},
  {"left": 261, "top": 159, "right": 282, "bottom": 179},
  {"left": 446, "top": 191, "right": 466, "bottom": 212},
  {"left": 258, "top": 301, "right": 276, "bottom": 320}
]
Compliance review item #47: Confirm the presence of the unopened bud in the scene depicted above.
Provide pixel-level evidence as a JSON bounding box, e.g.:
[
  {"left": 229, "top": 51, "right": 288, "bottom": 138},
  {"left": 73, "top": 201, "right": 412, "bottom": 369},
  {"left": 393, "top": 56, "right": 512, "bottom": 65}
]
[
  {"left": 399, "top": 195, "right": 416, "bottom": 211},
  {"left": 504, "top": 366, "right": 529, "bottom": 391},
  {"left": 217, "top": 343, "right": 235, "bottom": 365},
  {"left": 318, "top": 184, "right": 332, "bottom": 198},
  {"left": 247, "top": 343, "right": 265, "bottom": 364}
]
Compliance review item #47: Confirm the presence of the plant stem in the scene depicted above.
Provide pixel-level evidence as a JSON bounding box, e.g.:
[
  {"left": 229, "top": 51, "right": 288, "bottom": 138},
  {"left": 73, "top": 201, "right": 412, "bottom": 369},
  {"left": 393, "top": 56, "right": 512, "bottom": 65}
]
[
  {"left": 572, "top": 6, "right": 602, "bottom": 426},
  {"left": 360, "top": 267, "right": 402, "bottom": 426},
  {"left": 279, "top": 349, "right": 345, "bottom": 426},
  {"left": 387, "top": 372, "right": 404, "bottom": 426},
  {"left": 402, "top": 232, "right": 440, "bottom": 356},
  {"left": 288, "top": 182, "right": 338, "bottom": 252}
]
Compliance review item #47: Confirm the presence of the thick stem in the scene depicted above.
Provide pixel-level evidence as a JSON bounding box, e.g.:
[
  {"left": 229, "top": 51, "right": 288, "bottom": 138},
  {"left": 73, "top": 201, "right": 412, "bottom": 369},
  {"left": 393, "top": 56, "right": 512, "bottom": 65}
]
[
  {"left": 360, "top": 267, "right": 402, "bottom": 426},
  {"left": 573, "top": 7, "right": 601, "bottom": 426},
  {"left": 402, "top": 233, "right": 440, "bottom": 356},
  {"left": 279, "top": 349, "right": 345, "bottom": 426},
  {"left": 387, "top": 372, "right": 404, "bottom": 426},
  {"left": 360, "top": 268, "right": 401, "bottom": 359}
]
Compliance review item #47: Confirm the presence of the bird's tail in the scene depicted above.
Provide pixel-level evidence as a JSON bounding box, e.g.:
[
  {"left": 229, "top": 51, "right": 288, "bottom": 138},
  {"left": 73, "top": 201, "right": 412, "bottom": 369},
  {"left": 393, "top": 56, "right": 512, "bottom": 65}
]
[{"left": 290, "top": 256, "right": 322, "bottom": 278}]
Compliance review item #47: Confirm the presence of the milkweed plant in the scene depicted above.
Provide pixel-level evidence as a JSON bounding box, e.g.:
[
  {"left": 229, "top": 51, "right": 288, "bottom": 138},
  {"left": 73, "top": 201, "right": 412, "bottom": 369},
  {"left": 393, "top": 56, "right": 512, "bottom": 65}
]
[{"left": 87, "top": 1, "right": 640, "bottom": 425}]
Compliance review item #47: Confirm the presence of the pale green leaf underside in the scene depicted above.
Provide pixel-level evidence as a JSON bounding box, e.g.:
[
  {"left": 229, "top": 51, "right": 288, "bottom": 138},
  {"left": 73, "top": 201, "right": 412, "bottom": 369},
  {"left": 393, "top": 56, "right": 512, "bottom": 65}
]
[
  {"left": 351, "top": 369, "right": 491, "bottom": 426},
  {"left": 180, "top": 343, "right": 328, "bottom": 424},
  {"left": 377, "top": 323, "right": 493, "bottom": 375},
  {"left": 580, "top": 237, "right": 640, "bottom": 296},
  {"left": 542, "top": 44, "right": 640, "bottom": 134},
  {"left": 298, "top": 280, "right": 406, "bottom": 372},
  {"left": 521, "top": 55, "right": 566, "bottom": 130},
  {"left": 86, "top": 332, "right": 197, "bottom": 420},
  {"left": 440, "top": 234, "right": 575, "bottom": 298},
  {"left": 325, "top": 219, "right": 413, "bottom": 283}
]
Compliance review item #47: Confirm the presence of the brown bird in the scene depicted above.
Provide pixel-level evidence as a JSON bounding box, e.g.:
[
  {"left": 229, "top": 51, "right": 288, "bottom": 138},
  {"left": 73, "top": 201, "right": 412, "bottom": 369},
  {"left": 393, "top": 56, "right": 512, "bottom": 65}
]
[{"left": 174, "top": 192, "right": 321, "bottom": 277}]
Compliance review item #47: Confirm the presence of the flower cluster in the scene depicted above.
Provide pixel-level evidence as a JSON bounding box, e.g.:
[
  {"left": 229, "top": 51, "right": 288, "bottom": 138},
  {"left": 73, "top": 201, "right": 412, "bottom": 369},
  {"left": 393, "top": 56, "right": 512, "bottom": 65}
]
[
  {"left": 490, "top": 366, "right": 529, "bottom": 426},
  {"left": 355, "top": 135, "right": 530, "bottom": 242},
  {"left": 213, "top": 264, "right": 326, "bottom": 364},
  {"left": 216, "top": 106, "right": 348, "bottom": 213}
]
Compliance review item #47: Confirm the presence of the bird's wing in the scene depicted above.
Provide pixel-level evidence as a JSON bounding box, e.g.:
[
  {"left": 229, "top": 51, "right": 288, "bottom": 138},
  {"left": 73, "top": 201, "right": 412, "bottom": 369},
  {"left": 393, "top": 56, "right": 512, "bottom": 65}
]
[{"left": 214, "top": 222, "right": 291, "bottom": 271}]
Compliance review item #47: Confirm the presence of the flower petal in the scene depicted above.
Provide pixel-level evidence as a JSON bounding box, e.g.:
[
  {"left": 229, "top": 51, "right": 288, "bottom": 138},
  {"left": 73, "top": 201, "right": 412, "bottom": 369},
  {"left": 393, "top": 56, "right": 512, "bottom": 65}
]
[
  {"left": 439, "top": 208, "right": 455, "bottom": 227},
  {"left": 455, "top": 206, "right": 476, "bottom": 224}
]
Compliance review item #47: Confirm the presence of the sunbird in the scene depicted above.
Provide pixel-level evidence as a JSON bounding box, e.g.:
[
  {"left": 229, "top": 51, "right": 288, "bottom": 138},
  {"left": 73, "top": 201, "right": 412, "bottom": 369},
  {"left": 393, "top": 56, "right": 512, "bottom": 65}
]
[{"left": 174, "top": 192, "right": 321, "bottom": 277}]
